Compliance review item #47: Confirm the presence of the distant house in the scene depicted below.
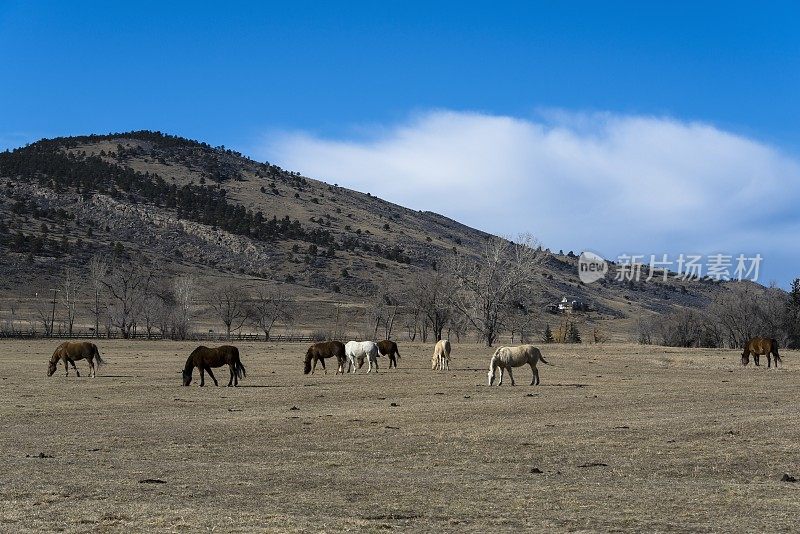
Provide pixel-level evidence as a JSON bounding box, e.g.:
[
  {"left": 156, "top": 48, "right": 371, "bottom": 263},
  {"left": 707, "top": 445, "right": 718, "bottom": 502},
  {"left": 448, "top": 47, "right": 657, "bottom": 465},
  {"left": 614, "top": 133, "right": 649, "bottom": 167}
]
[{"left": 557, "top": 296, "right": 588, "bottom": 313}]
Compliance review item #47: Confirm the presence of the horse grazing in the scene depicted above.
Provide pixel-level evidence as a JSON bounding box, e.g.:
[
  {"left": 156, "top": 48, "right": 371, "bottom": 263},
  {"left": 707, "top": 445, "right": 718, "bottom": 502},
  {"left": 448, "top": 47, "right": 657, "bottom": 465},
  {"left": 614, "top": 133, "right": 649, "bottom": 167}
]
[
  {"left": 488, "top": 344, "right": 550, "bottom": 386},
  {"left": 742, "top": 337, "right": 782, "bottom": 368},
  {"left": 377, "top": 340, "right": 401, "bottom": 369},
  {"left": 345, "top": 340, "right": 379, "bottom": 373},
  {"left": 47, "top": 341, "right": 105, "bottom": 378},
  {"left": 304, "top": 341, "right": 347, "bottom": 375},
  {"left": 431, "top": 339, "right": 451, "bottom": 370},
  {"left": 182, "top": 345, "right": 246, "bottom": 386}
]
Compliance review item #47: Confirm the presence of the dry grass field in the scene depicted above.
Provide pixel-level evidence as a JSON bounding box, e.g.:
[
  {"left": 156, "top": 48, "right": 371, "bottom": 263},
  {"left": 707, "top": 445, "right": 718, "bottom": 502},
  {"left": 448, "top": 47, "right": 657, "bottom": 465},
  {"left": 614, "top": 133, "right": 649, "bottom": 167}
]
[{"left": 1, "top": 339, "right": 798, "bottom": 532}]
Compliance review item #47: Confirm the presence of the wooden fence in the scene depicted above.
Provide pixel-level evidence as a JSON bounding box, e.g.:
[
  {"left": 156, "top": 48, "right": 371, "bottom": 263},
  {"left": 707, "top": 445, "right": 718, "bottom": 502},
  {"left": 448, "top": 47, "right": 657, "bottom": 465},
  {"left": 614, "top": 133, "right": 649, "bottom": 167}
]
[{"left": 0, "top": 330, "right": 317, "bottom": 343}]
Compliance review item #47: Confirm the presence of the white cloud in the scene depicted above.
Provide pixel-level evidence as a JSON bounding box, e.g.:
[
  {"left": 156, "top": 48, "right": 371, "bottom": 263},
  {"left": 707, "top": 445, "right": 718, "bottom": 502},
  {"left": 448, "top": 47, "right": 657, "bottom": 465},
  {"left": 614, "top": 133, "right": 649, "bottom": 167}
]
[{"left": 258, "top": 110, "right": 800, "bottom": 284}]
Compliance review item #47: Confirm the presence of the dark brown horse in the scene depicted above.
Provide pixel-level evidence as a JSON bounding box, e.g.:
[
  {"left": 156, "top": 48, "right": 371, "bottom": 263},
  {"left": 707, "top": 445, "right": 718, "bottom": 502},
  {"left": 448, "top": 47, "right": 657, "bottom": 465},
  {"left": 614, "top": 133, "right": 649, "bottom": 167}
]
[
  {"left": 304, "top": 341, "right": 346, "bottom": 374},
  {"left": 47, "top": 341, "right": 105, "bottom": 378},
  {"left": 742, "top": 337, "right": 782, "bottom": 368},
  {"left": 182, "top": 345, "right": 246, "bottom": 386},
  {"left": 377, "top": 340, "right": 400, "bottom": 369}
]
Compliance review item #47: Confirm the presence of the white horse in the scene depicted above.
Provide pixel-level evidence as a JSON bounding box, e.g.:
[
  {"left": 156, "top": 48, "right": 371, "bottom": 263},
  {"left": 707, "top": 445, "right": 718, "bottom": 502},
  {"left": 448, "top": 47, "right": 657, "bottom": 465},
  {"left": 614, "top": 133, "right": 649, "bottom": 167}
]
[
  {"left": 488, "top": 344, "right": 549, "bottom": 386},
  {"left": 345, "top": 340, "right": 380, "bottom": 373},
  {"left": 431, "top": 339, "right": 451, "bottom": 370}
]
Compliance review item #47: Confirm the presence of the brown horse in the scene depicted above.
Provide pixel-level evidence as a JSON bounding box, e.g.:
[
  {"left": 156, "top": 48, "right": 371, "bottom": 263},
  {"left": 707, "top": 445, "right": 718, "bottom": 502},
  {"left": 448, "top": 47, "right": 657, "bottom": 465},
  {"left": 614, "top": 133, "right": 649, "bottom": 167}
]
[
  {"left": 47, "top": 341, "right": 105, "bottom": 378},
  {"left": 377, "top": 340, "right": 401, "bottom": 369},
  {"left": 304, "top": 341, "right": 346, "bottom": 374},
  {"left": 742, "top": 337, "right": 782, "bottom": 368},
  {"left": 182, "top": 345, "right": 246, "bottom": 386}
]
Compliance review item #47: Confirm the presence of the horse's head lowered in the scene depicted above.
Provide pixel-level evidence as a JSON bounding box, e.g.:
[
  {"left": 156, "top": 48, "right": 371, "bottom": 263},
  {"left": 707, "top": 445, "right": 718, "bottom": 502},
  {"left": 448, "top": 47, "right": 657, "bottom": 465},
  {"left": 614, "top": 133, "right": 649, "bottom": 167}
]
[
  {"left": 741, "top": 350, "right": 749, "bottom": 366},
  {"left": 182, "top": 369, "right": 192, "bottom": 386},
  {"left": 47, "top": 360, "right": 57, "bottom": 376}
]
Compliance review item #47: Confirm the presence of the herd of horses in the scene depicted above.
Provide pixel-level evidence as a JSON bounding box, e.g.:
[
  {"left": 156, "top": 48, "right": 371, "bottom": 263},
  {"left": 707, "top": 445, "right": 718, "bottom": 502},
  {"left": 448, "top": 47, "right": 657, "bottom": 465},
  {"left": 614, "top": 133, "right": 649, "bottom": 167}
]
[{"left": 46, "top": 336, "right": 783, "bottom": 387}]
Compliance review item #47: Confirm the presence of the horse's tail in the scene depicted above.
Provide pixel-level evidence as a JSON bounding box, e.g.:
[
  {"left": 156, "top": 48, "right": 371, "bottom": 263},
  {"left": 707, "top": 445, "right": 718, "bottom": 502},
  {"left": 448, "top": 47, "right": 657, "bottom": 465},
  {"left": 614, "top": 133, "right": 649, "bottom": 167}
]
[
  {"left": 537, "top": 350, "right": 551, "bottom": 365},
  {"left": 772, "top": 339, "right": 782, "bottom": 362},
  {"left": 236, "top": 358, "right": 247, "bottom": 379},
  {"left": 395, "top": 347, "right": 400, "bottom": 359},
  {"left": 93, "top": 344, "right": 105, "bottom": 366}
]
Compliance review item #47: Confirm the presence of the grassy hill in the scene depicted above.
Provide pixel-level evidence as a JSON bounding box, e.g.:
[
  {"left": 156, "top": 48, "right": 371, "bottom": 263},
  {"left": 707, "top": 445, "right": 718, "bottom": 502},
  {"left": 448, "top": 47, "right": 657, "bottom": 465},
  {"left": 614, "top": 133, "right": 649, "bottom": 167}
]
[{"left": 0, "top": 131, "right": 743, "bottom": 339}]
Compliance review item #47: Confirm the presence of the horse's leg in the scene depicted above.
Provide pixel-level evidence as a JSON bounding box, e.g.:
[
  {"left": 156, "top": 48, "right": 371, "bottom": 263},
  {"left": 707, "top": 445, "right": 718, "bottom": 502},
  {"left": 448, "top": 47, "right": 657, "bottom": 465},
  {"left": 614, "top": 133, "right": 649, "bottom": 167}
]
[
  {"left": 532, "top": 365, "right": 540, "bottom": 386},
  {"left": 70, "top": 359, "right": 80, "bottom": 377},
  {"left": 320, "top": 358, "right": 327, "bottom": 374},
  {"left": 498, "top": 367, "right": 504, "bottom": 386},
  {"left": 206, "top": 367, "right": 218, "bottom": 386},
  {"left": 754, "top": 354, "right": 760, "bottom": 367},
  {"left": 507, "top": 367, "right": 515, "bottom": 386},
  {"left": 88, "top": 357, "right": 96, "bottom": 378},
  {"left": 227, "top": 364, "right": 234, "bottom": 386},
  {"left": 62, "top": 356, "right": 69, "bottom": 376},
  {"left": 199, "top": 367, "right": 206, "bottom": 386},
  {"left": 767, "top": 354, "right": 772, "bottom": 368}
]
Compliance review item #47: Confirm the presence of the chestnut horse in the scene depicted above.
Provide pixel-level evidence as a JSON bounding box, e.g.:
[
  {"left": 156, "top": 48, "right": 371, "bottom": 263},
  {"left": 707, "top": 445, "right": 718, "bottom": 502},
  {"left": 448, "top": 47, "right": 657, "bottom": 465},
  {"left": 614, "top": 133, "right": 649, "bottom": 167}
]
[
  {"left": 182, "top": 345, "right": 246, "bottom": 386},
  {"left": 47, "top": 341, "right": 104, "bottom": 378},
  {"left": 304, "top": 341, "right": 347, "bottom": 374},
  {"left": 742, "top": 337, "right": 782, "bottom": 368}
]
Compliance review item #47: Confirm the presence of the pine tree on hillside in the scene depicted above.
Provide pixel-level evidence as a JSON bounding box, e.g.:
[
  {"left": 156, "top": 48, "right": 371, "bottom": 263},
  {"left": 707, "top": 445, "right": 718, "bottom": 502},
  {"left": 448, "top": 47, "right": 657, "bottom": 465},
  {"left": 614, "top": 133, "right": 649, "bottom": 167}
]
[
  {"left": 542, "top": 324, "right": 554, "bottom": 343},
  {"left": 568, "top": 323, "right": 582, "bottom": 344}
]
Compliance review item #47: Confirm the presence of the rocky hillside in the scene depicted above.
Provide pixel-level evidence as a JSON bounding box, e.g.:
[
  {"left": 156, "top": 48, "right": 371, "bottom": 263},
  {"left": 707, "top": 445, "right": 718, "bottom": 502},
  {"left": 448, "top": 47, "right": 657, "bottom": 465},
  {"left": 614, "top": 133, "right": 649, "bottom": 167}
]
[{"left": 0, "top": 131, "right": 741, "bottom": 336}]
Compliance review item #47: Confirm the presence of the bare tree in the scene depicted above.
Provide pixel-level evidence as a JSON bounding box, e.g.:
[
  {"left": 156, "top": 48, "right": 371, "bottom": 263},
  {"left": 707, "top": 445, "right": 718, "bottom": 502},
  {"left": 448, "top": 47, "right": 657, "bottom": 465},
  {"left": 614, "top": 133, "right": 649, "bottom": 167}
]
[
  {"left": 506, "top": 303, "right": 535, "bottom": 343},
  {"left": 2, "top": 301, "right": 19, "bottom": 334},
  {"left": 62, "top": 266, "right": 79, "bottom": 335},
  {"left": 209, "top": 282, "right": 249, "bottom": 340},
  {"left": 250, "top": 289, "right": 294, "bottom": 340},
  {"left": 408, "top": 271, "right": 454, "bottom": 342},
  {"left": 172, "top": 274, "right": 195, "bottom": 340},
  {"left": 708, "top": 283, "right": 786, "bottom": 348},
  {"left": 88, "top": 255, "right": 108, "bottom": 338},
  {"left": 102, "top": 258, "right": 155, "bottom": 339},
  {"left": 448, "top": 234, "right": 542, "bottom": 346},
  {"left": 34, "top": 291, "right": 57, "bottom": 337},
  {"left": 367, "top": 291, "right": 400, "bottom": 340},
  {"left": 141, "top": 282, "right": 171, "bottom": 339}
]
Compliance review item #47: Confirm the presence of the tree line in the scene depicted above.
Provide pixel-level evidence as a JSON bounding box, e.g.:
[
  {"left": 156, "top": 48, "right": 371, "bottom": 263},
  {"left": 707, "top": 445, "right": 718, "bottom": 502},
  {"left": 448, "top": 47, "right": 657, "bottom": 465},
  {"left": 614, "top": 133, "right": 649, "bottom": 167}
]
[{"left": 637, "top": 279, "right": 800, "bottom": 349}]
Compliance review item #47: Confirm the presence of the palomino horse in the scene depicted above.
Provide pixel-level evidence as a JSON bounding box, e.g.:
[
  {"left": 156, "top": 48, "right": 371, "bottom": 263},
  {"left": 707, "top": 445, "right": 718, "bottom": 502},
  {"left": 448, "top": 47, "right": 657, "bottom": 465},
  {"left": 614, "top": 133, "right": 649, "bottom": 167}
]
[
  {"left": 304, "top": 341, "right": 347, "bottom": 374},
  {"left": 182, "top": 345, "right": 246, "bottom": 386},
  {"left": 431, "top": 339, "right": 451, "bottom": 370},
  {"left": 345, "top": 340, "right": 379, "bottom": 373},
  {"left": 488, "top": 344, "right": 550, "bottom": 386},
  {"left": 47, "top": 341, "right": 105, "bottom": 378},
  {"left": 742, "top": 337, "right": 782, "bottom": 368}
]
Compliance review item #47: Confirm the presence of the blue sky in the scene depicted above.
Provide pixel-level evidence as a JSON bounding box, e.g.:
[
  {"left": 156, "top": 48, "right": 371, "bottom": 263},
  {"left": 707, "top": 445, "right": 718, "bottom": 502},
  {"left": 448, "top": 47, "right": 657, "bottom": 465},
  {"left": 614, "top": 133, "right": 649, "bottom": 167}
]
[{"left": 2, "top": 1, "right": 799, "bottom": 284}]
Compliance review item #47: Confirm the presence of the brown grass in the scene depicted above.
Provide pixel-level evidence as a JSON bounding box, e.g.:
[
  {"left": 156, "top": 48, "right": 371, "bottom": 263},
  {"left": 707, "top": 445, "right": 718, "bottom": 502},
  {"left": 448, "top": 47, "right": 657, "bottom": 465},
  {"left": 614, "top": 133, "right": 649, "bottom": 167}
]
[{"left": 1, "top": 340, "right": 798, "bottom": 532}]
